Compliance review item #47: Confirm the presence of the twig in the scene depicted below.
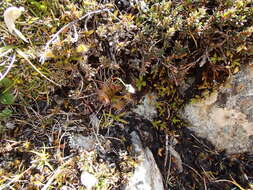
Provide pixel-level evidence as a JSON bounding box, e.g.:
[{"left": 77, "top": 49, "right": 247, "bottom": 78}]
[
  {"left": 183, "top": 163, "right": 203, "bottom": 179},
  {"left": 203, "top": 178, "right": 207, "bottom": 190},
  {"left": 0, "top": 53, "right": 16, "bottom": 81},
  {"left": 164, "top": 134, "right": 169, "bottom": 168},
  {"left": 166, "top": 151, "right": 172, "bottom": 184},
  {"left": 214, "top": 179, "right": 245, "bottom": 190},
  {"left": 190, "top": 134, "right": 216, "bottom": 153}
]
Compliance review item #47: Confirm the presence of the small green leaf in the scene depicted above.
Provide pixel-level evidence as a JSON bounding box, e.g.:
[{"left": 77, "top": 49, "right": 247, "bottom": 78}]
[
  {"left": 0, "top": 78, "right": 13, "bottom": 89},
  {"left": 0, "top": 91, "right": 15, "bottom": 105},
  {"left": 28, "top": 0, "right": 47, "bottom": 11},
  {"left": 0, "top": 108, "right": 12, "bottom": 119},
  {"left": 136, "top": 76, "right": 147, "bottom": 91}
]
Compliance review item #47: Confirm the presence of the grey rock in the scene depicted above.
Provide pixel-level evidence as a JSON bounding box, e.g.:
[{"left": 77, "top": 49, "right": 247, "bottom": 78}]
[
  {"left": 68, "top": 134, "right": 111, "bottom": 153},
  {"left": 181, "top": 64, "right": 253, "bottom": 153}
]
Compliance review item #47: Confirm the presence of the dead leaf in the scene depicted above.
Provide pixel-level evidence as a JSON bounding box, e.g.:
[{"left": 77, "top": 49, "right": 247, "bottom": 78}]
[{"left": 4, "top": 6, "right": 28, "bottom": 42}]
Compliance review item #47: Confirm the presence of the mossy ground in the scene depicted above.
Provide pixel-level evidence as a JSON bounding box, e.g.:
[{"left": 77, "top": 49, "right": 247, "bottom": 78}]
[{"left": 0, "top": 0, "right": 253, "bottom": 189}]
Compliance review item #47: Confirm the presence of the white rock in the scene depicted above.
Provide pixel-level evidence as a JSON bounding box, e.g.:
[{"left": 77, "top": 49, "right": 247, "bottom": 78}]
[
  {"left": 125, "top": 131, "right": 164, "bottom": 190},
  {"left": 68, "top": 134, "right": 97, "bottom": 152},
  {"left": 132, "top": 93, "right": 157, "bottom": 121},
  {"left": 80, "top": 171, "right": 98, "bottom": 190}
]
